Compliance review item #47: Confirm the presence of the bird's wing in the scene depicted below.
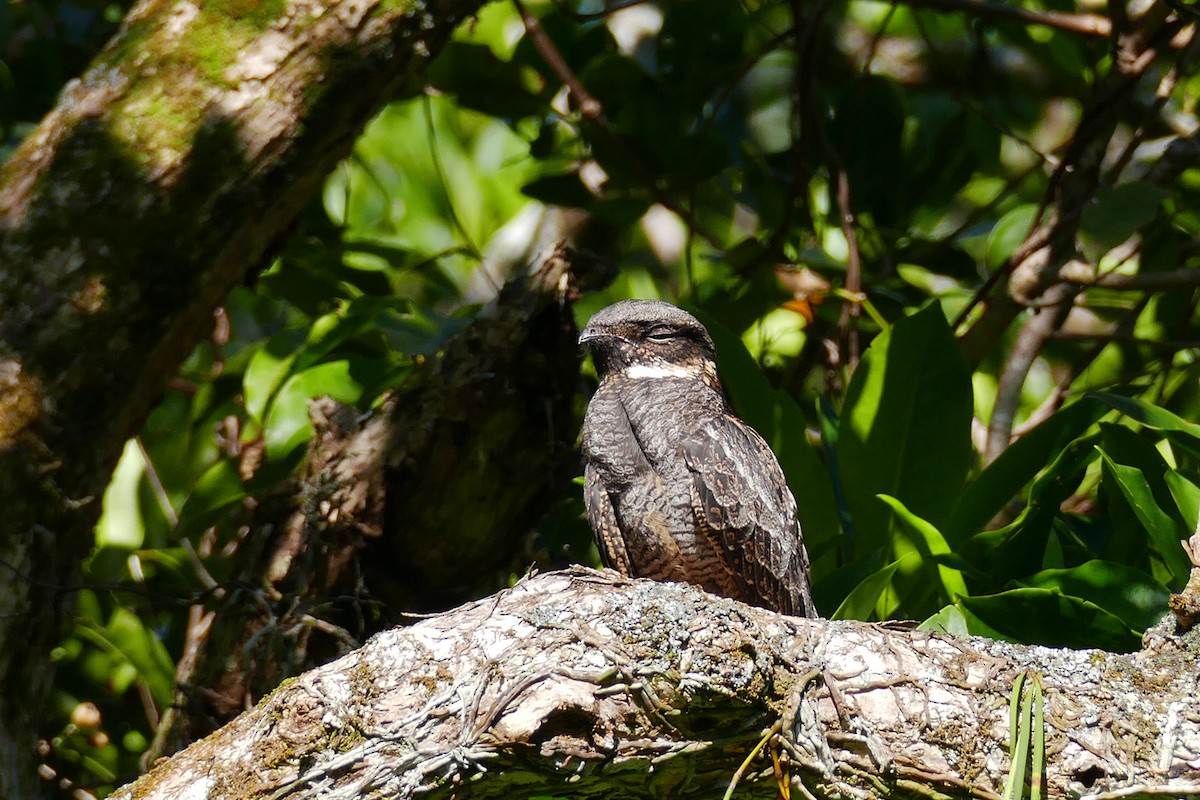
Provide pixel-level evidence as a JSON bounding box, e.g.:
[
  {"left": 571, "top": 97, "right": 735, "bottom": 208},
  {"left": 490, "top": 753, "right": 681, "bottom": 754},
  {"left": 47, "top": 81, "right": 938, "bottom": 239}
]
[
  {"left": 584, "top": 462, "right": 633, "bottom": 575},
  {"left": 682, "top": 416, "right": 815, "bottom": 617}
]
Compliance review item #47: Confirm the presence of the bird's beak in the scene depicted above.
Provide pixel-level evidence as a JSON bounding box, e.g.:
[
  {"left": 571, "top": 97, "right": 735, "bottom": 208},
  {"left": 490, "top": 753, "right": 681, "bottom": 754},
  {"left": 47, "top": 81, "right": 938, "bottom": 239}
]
[{"left": 578, "top": 326, "right": 603, "bottom": 346}]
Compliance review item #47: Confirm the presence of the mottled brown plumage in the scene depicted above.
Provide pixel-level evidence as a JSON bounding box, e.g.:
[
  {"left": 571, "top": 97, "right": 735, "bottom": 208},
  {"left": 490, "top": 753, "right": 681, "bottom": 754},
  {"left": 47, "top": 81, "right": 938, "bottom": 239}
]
[{"left": 579, "top": 300, "right": 816, "bottom": 617}]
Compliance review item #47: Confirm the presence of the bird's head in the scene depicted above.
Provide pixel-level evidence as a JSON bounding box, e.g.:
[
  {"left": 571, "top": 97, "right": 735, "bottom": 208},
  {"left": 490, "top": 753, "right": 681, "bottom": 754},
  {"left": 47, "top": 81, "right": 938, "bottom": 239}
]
[{"left": 578, "top": 300, "right": 720, "bottom": 384}]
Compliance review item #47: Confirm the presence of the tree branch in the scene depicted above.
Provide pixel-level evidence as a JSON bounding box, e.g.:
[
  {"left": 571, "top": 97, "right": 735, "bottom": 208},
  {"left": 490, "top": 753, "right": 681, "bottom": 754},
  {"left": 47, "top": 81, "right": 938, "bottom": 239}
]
[
  {"left": 112, "top": 568, "right": 1200, "bottom": 800},
  {"left": 901, "top": 0, "right": 1113, "bottom": 37}
]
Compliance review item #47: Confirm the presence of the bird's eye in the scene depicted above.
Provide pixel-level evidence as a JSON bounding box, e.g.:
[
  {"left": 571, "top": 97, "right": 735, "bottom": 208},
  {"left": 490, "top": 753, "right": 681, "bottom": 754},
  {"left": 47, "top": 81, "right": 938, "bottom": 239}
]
[{"left": 646, "top": 327, "right": 676, "bottom": 341}]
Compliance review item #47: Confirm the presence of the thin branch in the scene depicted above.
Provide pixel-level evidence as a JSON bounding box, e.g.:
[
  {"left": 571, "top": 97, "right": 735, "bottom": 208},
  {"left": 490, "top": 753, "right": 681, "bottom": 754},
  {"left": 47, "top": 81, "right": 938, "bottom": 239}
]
[
  {"left": 1012, "top": 295, "right": 1151, "bottom": 436},
  {"left": 985, "top": 283, "right": 1076, "bottom": 463},
  {"left": 902, "top": 0, "right": 1112, "bottom": 37},
  {"left": 1060, "top": 262, "right": 1200, "bottom": 292},
  {"left": 833, "top": 163, "right": 863, "bottom": 370}
]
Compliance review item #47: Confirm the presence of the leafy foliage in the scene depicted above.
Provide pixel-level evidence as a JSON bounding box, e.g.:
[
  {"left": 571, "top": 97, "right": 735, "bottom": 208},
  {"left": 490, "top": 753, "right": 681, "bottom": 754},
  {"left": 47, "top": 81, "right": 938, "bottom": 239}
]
[{"left": 7, "top": 0, "right": 1200, "bottom": 793}]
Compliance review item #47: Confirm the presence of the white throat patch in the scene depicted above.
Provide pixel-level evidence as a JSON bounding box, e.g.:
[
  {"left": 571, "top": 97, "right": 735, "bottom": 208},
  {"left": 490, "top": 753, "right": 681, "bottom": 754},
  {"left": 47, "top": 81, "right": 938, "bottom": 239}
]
[{"left": 624, "top": 363, "right": 694, "bottom": 380}]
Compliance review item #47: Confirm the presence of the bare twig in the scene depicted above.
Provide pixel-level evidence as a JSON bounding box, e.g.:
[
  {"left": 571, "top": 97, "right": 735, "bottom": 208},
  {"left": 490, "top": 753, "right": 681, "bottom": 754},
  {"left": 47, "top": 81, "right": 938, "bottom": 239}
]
[
  {"left": 985, "top": 283, "right": 1076, "bottom": 462},
  {"left": 833, "top": 164, "right": 863, "bottom": 370},
  {"left": 1059, "top": 262, "right": 1200, "bottom": 292},
  {"left": 903, "top": 0, "right": 1112, "bottom": 37},
  {"left": 1012, "top": 295, "right": 1151, "bottom": 436}
]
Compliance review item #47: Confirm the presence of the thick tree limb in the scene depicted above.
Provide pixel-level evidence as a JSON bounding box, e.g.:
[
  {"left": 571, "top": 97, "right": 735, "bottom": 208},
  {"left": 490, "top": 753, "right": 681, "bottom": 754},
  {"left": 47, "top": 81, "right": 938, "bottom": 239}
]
[
  {"left": 0, "top": 0, "right": 480, "bottom": 794},
  {"left": 113, "top": 568, "right": 1200, "bottom": 800}
]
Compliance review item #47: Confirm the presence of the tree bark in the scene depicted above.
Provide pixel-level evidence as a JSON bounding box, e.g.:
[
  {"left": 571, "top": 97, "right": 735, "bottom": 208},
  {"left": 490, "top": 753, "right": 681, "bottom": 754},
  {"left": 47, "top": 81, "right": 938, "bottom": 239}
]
[
  {"left": 0, "top": 0, "right": 480, "bottom": 795},
  {"left": 112, "top": 568, "right": 1200, "bottom": 800}
]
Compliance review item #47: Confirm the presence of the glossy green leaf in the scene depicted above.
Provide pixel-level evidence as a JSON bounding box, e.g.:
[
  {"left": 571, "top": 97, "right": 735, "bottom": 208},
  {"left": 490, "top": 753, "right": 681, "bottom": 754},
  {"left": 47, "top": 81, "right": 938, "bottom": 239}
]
[
  {"left": 1080, "top": 183, "right": 1167, "bottom": 255},
  {"left": 264, "top": 359, "right": 388, "bottom": 462},
  {"left": 831, "top": 557, "right": 905, "bottom": 621},
  {"left": 1098, "top": 450, "right": 1191, "bottom": 587},
  {"left": 959, "top": 588, "right": 1141, "bottom": 651},
  {"left": 986, "top": 205, "right": 1040, "bottom": 269},
  {"left": 243, "top": 329, "right": 305, "bottom": 424},
  {"left": 1164, "top": 471, "right": 1200, "bottom": 534},
  {"left": 96, "top": 439, "right": 149, "bottom": 550},
  {"left": 948, "top": 397, "right": 1108, "bottom": 541},
  {"left": 1019, "top": 560, "right": 1168, "bottom": 632},
  {"left": 960, "top": 434, "right": 1100, "bottom": 585},
  {"left": 919, "top": 604, "right": 970, "bottom": 637},
  {"left": 426, "top": 41, "right": 546, "bottom": 119},
  {"left": 76, "top": 608, "right": 175, "bottom": 710},
  {"left": 1088, "top": 392, "right": 1200, "bottom": 444},
  {"left": 174, "top": 458, "right": 246, "bottom": 538},
  {"left": 877, "top": 494, "right": 969, "bottom": 604},
  {"left": 839, "top": 304, "right": 973, "bottom": 554}
]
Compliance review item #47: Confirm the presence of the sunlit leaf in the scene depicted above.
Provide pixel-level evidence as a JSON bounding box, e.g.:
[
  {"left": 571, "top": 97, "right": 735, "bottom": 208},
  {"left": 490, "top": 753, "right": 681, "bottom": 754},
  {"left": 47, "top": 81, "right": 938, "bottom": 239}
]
[
  {"left": 839, "top": 304, "right": 973, "bottom": 563},
  {"left": 831, "top": 556, "right": 905, "bottom": 621},
  {"left": 1098, "top": 450, "right": 1191, "bottom": 587},
  {"left": 243, "top": 329, "right": 305, "bottom": 424},
  {"left": 986, "top": 205, "right": 1040, "bottom": 269},
  {"left": 877, "top": 494, "right": 969, "bottom": 605},
  {"left": 264, "top": 359, "right": 389, "bottom": 462}
]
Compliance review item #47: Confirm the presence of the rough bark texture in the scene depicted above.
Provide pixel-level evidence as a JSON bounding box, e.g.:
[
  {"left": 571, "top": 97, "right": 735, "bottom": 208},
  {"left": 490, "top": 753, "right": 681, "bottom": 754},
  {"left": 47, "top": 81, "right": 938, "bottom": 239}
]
[
  {"left": 113, "top": 568, "right": 1200, "bottom": 800},
  {"left": 149, "top": 244, "right": 590, "bottom": 759},
  {"left": 0, "top": 0, "right": 480, "bottom": 795}
]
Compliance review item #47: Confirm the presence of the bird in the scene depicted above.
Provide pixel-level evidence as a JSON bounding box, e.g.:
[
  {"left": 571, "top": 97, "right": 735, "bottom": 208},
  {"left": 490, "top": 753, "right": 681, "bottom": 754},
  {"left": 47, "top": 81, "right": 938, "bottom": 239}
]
[{"left": 578, "top": 299, "right": 816, "bottom": 618}]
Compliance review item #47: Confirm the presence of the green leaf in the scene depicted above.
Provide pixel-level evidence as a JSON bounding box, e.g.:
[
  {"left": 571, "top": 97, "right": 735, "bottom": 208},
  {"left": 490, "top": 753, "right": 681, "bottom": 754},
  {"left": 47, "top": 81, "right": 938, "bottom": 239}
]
[
  {"left": 945, "top": 601, "right": 1015, "bottom": 641},
  {"left": 1164, "top": 471, "right": 1200, "bottom": 534},
  {"left": 948, "top": 397, "right": 1108, "bottom": 541},
  {"left": 1002, "top": 672, "right": 1046, "bottom": 800},
  {"left": 1003, "top": 672, "right": 1032, "bottom": 800},
  {"left": 839, "top": 304, "right": 973, "bottom": 560},
  {"left": 77, "top": 608, "right": 175, "bottom": 711},
  {"left": 175, "top": 458, "right": 246, "bottom": 538},
  {"left": 877, "top": 494, "right": 969, "bottom": 605},
  {"left": 243, "top": 329, "right": 305, "bottom": 424},
  {"left": 830, "top": 75, "right": 906, "bottom": 225},
  {"left": 1098, "top": 449, "right": 1191, "bottom": 587},
  {"left": 959, "top": 588, "right": 1141, "bottom": 651},
  {"left": 1088, "top": 392, "right": 1200, "bottom": 445},
  {"left": 1080, "top": 183, "right": 1167, "bottom": 255},
  {"left": 986, "top": 205, "right": 1040, "bottom": 269},
  {"left": 960, "top": 434, "right": 1100, "bottom": 586},
  {"left": 919, "top": 604, "right": 970, "bottom": 637},
  {"left": 96, "top": 439, "right": 149, "bottom": 550},
  {"left": 521, "top": 171, "right": 595, "bottom": 208},
  {"left": 1019, "top": 560, "right": 1168, "bottom": 632},
  {"left": 831, "top": 557, "right": 905, "bottom": 620},
  {"left": 426, "top": 41, "right": 546, "bottom": 119},
  {"left": 264, "top": 359, "right": 388, "bottom": 462}
]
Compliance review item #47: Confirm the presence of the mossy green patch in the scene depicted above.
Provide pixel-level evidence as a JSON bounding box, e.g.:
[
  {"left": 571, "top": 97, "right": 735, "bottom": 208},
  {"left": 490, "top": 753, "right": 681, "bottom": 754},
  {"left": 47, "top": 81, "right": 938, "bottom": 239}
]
[
  {"left": 207, "top": 0, "right": 286, "bottom": 30},
  {"left": 179, "top": 11, "right": 252, "bottom": 88},
  {"left": 110, "top": 74, "right": 207, "bottom": 173}
]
